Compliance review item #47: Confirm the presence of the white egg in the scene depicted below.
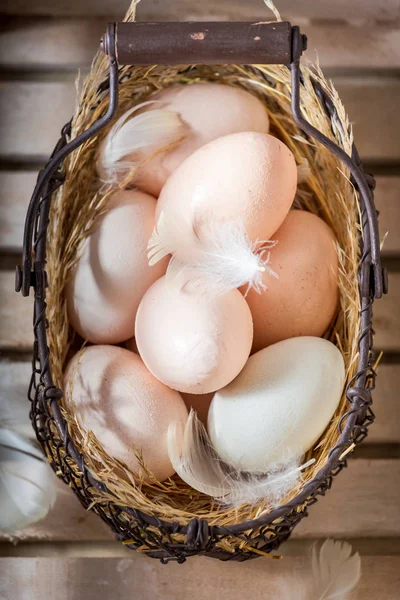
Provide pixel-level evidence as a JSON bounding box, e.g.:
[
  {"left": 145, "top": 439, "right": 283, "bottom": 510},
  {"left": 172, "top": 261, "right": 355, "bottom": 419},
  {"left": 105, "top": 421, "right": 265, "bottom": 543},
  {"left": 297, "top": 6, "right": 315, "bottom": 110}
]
[{"left": 208, "top": 337, "right": 345, "bottom": 473}]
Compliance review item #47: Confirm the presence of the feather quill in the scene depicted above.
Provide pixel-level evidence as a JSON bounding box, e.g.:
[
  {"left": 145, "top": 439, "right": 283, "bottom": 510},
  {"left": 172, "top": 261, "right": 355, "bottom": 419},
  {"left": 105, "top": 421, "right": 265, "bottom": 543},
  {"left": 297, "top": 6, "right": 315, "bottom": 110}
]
[
  {"left": 0, "top": 427, "right": 57, "bottom": 533},
  {"left": 148, "top": 211, "right": 278, "bottom": 295},
  {"left": 168, "top": 411, "right": 314, "bottom": 507},
  {"left": 97, "top": 101, "right": 185, "bottom": 184}
]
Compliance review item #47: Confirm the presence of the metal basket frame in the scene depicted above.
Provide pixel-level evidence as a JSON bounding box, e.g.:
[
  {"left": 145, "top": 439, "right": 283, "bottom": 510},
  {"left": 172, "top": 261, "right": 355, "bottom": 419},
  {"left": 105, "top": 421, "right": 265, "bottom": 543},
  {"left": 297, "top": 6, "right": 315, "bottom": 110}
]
[{"left": 16, "top": 22, "right": 387, "bottom": 563}]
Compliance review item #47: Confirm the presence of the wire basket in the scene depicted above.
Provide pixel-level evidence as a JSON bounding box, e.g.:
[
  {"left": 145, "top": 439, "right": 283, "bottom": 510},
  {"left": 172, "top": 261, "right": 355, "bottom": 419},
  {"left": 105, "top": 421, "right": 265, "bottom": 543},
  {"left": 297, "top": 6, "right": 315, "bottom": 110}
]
[{"left": 16, "top": 3, "right": 387, "bottom": 563}]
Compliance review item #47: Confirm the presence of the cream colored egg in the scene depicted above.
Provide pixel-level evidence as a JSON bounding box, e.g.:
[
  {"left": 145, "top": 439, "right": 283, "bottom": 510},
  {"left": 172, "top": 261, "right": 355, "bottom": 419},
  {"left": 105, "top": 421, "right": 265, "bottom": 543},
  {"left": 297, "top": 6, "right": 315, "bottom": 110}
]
[
  {"left": 208, "top": 337, "right": 345, "bottom": 473},
  {"left": 66, "top": 190, "right": 167, "bottom": 344},
  {"left": 244, "top": 210, "right": 339, "bottom": 352},
  {"left": 64, "top": 345, "right": 188, "bottom": 481},
  {"left": 135, "top": 277, "right": 253, "bottom": 394},
  {"left": 156, "top": 132, "right": 297, "bottom": 246},
  {"left": 134, "top": 83, "right": 270, "bottom": 196}
]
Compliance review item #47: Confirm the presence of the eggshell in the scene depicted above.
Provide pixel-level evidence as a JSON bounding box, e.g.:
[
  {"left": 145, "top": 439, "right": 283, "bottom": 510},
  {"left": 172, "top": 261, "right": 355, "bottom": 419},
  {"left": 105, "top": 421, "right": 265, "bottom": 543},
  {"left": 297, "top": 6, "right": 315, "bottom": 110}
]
[
  {"left": 208, "top": 337, "right": 345, "bottom": 473},
  {"left": 156, "top": 132, "right": 297, "bottom": 244},
  {"left": 135, "top": 277, "right": 253, "bottom": 394},
  {"left": 244, "top": 210, "right": 339, "bottom": 352},
  {"left": 135, "top": 83, "right": 270, "bottom": 196},
  {"left": 64, "top": 345, "right": 188, "bottom": 481},
  {"left": 181, "top": 392, "right": 214, "bottom": 426},
  {"left": 66, "top": 190, "right": 167, "bottom": 344}
]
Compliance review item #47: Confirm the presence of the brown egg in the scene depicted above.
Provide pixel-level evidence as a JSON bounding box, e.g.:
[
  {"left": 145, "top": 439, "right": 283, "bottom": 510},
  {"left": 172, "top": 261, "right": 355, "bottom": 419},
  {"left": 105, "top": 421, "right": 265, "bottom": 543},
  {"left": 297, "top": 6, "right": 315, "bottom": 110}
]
[
  {"left": 244, "top": 210, "right": 339, "bottom": 352},
  {"left": 64, "top": 345, "right": 188, "bottom": 481}
]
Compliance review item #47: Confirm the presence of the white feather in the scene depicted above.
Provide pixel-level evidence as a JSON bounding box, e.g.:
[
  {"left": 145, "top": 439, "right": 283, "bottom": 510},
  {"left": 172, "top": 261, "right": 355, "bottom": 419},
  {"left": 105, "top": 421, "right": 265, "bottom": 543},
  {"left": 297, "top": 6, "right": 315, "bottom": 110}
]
[
  {"left": 0, "top": 427, "right": 57, "bottom": 533},
  {"left": 149, "top": 211, "right": 278, "bottom": 295},
  {"left": 308, "top": 539, "right": 361, "bottom": 599},
  {"left": 97, "top": 101, "right": 185, "bottom": 184},
  {"left": 280, "top": 540, "right": 361, "bottom": 600},
  {"left": 168, "top": 411, "right": 314, "bottom": 507}
]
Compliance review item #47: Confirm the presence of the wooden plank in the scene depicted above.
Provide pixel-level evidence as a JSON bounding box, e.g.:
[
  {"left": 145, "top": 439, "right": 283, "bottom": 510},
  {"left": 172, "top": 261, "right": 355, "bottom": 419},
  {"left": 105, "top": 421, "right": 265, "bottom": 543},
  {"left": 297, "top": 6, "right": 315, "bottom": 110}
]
[
  {"left": 1, "top": 173, "right": 399, "bottom": 254},
  {"left": 1, "top": 78, "right": 400, "bottom": 163},
  {"left": 0, "top": 459, "right": 398, "bottom": 542},
  {"left": 1, "top": 556, "right": 400, "bottom": 600},
  {"left": 2, "top": 18, "right": 400, "bottom": 70},
  {"left": 374, "top": 272, "right": 400, "bottom": 352},
  {"left": 0, "top": 479, "right": 113, "bottom": 543},
  {"left": 2, "top": 271, "right": 399, "bottom": 351},
  {"left": 0, "top": 172, "right": 36, "bottom": 252},
  {"left": 1, "top": 360, "right": 397, "bottom": 443},
  {"left": 0, "top": 272, "right": 33, "bottom": 350},
  {"left": 376, "top": 177, "right": 400, "bottom": 255},
  {"left": 0, "top": 360, "right": 33, "bottom": 438},
  {"left": 0, "top": 82, "right": 76, "bottom": 161},
  {"left": 0, "top": 0, "right": 399, "bottom": 21}
]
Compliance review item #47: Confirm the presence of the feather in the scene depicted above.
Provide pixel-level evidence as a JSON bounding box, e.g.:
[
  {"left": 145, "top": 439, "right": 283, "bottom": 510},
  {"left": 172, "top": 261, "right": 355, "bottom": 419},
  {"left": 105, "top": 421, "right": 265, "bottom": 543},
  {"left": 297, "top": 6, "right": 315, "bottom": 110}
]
[
  {"left": 97, "top": 101, "right": 185, "bottom": 184},
  {"left": 297, "top": 157, "right": 311, "bottom": 184},
  {"left": 149, "top": 211, "right": 278, "bottom": 295},
  {"left": 308, "top": 539, "right": 361, "bottom": 599},
  {"left": 168, "top": 411, "right": 314, "bottom": 507},
  {"left": 280, "top": 540, "right": 361, "bottom": 600},
  {"left": 0, "top": 427, "right": 57, "bottom": 533}
]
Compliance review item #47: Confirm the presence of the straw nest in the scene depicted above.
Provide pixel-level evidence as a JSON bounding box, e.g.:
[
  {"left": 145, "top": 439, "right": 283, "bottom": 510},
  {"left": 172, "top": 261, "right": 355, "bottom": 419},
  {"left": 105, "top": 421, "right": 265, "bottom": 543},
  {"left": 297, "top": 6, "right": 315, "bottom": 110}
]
[{"left": 45, "top": 1, "right": 361, "bottom": 553}]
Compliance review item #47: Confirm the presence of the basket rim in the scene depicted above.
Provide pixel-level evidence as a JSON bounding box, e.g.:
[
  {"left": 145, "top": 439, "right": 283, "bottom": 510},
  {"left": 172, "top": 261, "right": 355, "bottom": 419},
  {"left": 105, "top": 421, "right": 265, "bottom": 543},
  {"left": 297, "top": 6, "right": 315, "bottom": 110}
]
[{"left": 22, "top": 56, "right": 381, "bottom": 551}]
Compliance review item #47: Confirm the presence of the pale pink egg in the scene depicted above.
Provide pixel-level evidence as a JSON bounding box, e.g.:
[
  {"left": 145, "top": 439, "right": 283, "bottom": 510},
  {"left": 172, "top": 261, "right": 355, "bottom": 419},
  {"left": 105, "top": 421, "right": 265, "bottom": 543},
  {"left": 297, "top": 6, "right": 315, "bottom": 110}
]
[
  {"left": 135, "top": 277, "right": 253, "bottom": 394},
  {"left": 156, "top": 132, "right": 297, "bottom": 246},
  {"left": 243, "top": 210, "right": 339, "bottom": 353},
  {"left": 64, "top": 345, "right": 188, "bottom": 482},
  {"left": 66, "top": 190, "right": 167, "bottom": 344},
  {"left": 135, "top": 83, "right": 270, "bottom": 196}
]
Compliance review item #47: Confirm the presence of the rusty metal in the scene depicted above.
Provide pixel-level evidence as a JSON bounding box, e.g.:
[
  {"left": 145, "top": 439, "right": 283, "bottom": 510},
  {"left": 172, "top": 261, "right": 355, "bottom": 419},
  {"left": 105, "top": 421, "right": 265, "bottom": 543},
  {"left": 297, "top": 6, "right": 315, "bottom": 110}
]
[{"left": 17, "top": 21, "right": 385, "bottom": 562}]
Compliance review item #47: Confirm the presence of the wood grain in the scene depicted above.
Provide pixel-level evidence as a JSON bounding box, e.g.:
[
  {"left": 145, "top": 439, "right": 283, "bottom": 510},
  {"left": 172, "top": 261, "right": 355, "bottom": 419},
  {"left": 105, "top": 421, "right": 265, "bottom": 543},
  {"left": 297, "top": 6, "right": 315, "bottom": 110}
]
[
  {"left": 1, "top": 359, "right": 397, "bottom": 443},
  {"left": 1, "top": 173, "right": 398, "bottom": 253},
  {"left": 0, "top": 459, "right": 398, "bottom": 543},
  {"left": 0, "top": 78, "right": 399, "bottom": 162},
  {"left": 2, "top": 271, "right": 399, "bottom": 351},
  {"left": 1, "top": 555, "right": 400, "bottom": 600},
  {"left": 2, "top": 18, "right": 400, "bottom": 70},
  {"left": 1, "top": 0, "right": 399, "bottom": 21}
]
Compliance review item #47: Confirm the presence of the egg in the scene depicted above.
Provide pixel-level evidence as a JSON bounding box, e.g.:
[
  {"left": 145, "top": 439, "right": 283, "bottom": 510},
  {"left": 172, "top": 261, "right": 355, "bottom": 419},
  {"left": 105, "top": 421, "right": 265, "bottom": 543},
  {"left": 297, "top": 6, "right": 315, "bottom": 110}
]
[
  {"left": 64, "top": 345, "right": 188, "bottom": 481},
  {"left": 244, "top": 210, "right": 339, "bottom": 352},
  {"left": 181, "top": 392, "right": 214, "bottom": 425},
  {"left": 66, "top": 190, "right": 167, "bottom": 344},
  {"left": 156, "top": 132, "right": 297, "bottom": 247},
  {"left": 134, "top": 83, "right": 270, "bottom": 196},
  {"left": 208, "top": 337, "right": 345, "bottom": 473},
  {"left": 135, "top": 277, "right": 253, "bottom": 394}
]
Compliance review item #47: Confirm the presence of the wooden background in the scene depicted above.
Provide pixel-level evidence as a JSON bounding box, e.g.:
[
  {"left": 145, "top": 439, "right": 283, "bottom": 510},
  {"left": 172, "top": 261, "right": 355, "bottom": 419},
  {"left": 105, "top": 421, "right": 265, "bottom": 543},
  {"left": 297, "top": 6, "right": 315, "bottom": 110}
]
[{"left": 0, "top": 1, "right": 399, "bottom": 598}]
